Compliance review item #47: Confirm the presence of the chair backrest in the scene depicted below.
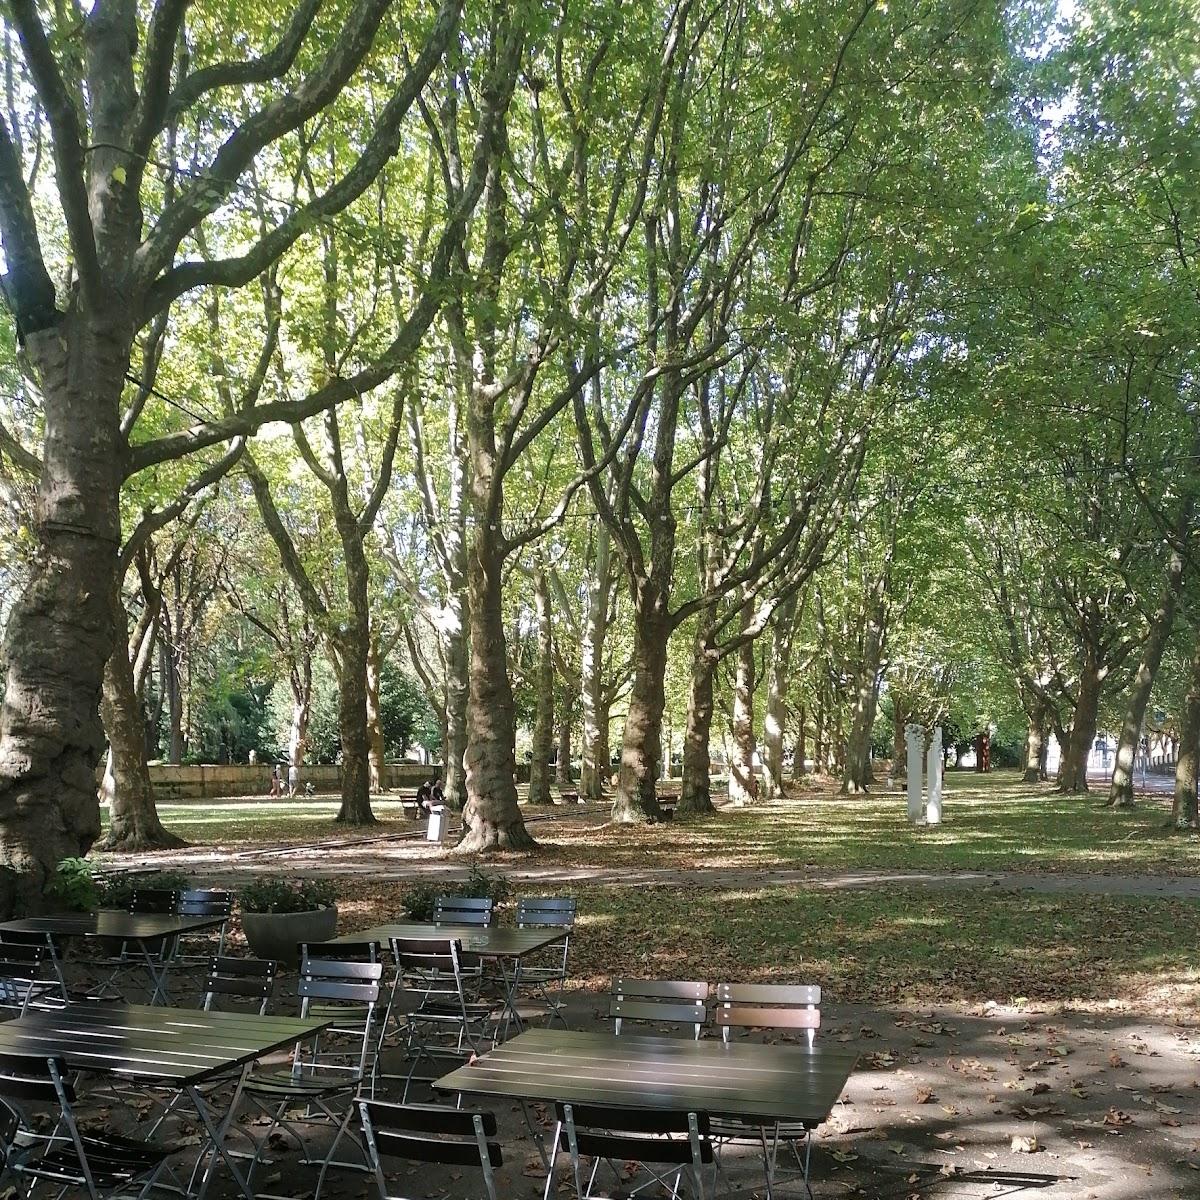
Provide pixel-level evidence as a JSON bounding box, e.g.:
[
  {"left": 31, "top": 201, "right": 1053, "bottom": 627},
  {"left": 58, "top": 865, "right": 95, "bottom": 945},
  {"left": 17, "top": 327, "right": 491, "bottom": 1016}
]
[
  {"left": 202, "top": 956, "right": 277, "bottom": 1014},
  {"left": 299, "top": 941, "right": 380, "bottom": 964},
  {"left": 556, "top": 1102, "right": 712, "bottom": 1176},
  {"left": 0, "top": 944, "right": 47, "bottom": 1016},
  {"left": 609, "top": 978, "right": 709, "bottom": 1039},
  {"left": 0, "top": 1053, "right": 74, "bottom": 1106},
  {"left": 714, "top": 982, "right": 821, "bottom": 1046},
  {"left": 128, "top": 888, "right": 178, "bottom": 914},
  {"left": 391, "top": 936, "right": 478, "bottom": 978},
  {"left": 359, "top": 1100, "right": 500, "bottom": 1200},
  {"left": 294, "top": 959, "right": 384, "bottom": 1082},
  {"left": 176, "top": 889, "right": 233, "bottom": 918},
  {"left": 516, "top": 897, "right": 576, "bottom": 928},
  {"left": 298, "top": 958, "right": 383, "bottom": 1005},
  {"left": 433, "top": 896, "right": 494, "bottom": 926}
]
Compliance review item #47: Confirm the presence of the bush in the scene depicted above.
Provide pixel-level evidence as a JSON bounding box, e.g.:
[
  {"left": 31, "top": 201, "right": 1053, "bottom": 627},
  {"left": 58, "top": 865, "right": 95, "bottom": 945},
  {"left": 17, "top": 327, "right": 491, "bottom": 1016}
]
[
  {"left": 46, "top": 858, "right": 98, "bottom": 913},
  {"left": 239, "top": 877, "right": 336, "bottom": 914},
  {"left": 402, "top": 864, "right": 512, "bottom": 921},
  {"left": 98, "top": 869, "right": 193, "bottom": 910}
]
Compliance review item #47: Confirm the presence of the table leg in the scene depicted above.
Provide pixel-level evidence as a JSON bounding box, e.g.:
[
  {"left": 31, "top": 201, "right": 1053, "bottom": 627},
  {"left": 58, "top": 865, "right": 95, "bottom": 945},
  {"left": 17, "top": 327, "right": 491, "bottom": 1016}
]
[
  {"left": 188, "top": 1064, "right": 254, "bottom": 1200},
  {"left": 134, "top": 939, "right": 172, "bottom": 1006},
  {"left": 495, "top": 958, "right": 524, "bottom": 1040}
]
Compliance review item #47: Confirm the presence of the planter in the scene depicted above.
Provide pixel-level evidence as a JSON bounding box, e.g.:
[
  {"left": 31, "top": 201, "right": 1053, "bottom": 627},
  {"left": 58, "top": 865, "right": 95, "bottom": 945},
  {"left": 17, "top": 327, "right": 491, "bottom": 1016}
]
[{"left": 240, "top": 904, "right": 338, "bottom": 967}]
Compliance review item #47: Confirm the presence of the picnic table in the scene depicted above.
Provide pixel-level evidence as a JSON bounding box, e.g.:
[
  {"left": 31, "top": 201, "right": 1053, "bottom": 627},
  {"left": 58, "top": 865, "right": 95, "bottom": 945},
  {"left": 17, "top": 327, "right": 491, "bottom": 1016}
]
[
  {"left": 435, "top": 1026, "right": 857, "bottom": 1173},
  {"left": 0, "top": 1001, "right": 328, "bottom": 1199},
  {"left": 0, "top": 910, "right": 228, "bottom": 1005},
  {"left": 339, "top": 922, "right": 568, "bottom": 1034}
]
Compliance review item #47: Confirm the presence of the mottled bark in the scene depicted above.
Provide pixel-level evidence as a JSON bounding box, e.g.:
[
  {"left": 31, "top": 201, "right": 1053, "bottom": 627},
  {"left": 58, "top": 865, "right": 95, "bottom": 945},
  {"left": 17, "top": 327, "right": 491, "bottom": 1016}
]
[
  {"left": 889, "top": 696, "right": 907, "bottom": 789},
  {"left": 678, "top": 620, "right": 718, "bottom": 818},
  {"left": 288, "top": 653, "right": 313, "bottom": 768},
  {"left": 612, "top": 600, "right": 669, "bottom": 824},
  {"left": 728, "top": 601, "right": 757, "bottom": 806},
  {"left": 442, "top": 599, "right": 469, "bottom": 811},
  {"left": 1109, "top": 548, "right": 1184, "bottom": 808},
  {"left": 366, "top": 636, "right": 386, "bottom": 793},
  {"left": 1173, "top": 629, "right": 1200, "bottom": 830},
  {"left": 579, "top": 525, "right": 612, "bottom": 801},
  {"left": 556, "top": 689, "right": 573, "bottom": 786},
  {"left": 98, "top": 627, "right": 184, "bottom": 851},
  {"left": 761, "top": 599, "right": 796, "bottom": 802},
  {"left": 793, "top": 703, "right": 807, "bottom": 780},
  {"left": 528, "top": 566, "right": 555, "bottom": 806},
  {"left": 843, "top": 601, "right": 885, "bottom": 793},
  {"left": 1057, "top": 658, "right": 1102, "bottom": 795},
  {"left": 1023, "top": 709, "right": 1048, "bottom": 783},
  {"left": 0, "top": 316, "right": 124, "bottom": 911}
]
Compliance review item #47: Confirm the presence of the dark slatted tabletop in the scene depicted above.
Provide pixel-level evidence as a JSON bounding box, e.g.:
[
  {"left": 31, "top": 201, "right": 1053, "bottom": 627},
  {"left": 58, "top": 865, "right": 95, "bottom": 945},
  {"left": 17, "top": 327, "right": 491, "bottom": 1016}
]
[
  {"left": 0, "top": 1003, "right": 328, "bottom": 1085},
  {"left": 435, "top": 1028, "right": 858, "bottom": 1125},
  {"left": 339, "top": 923, "right": 566, "bottom": 959},
  {"left": 0, "top": 911, "right": 226, "bottom": 939}
]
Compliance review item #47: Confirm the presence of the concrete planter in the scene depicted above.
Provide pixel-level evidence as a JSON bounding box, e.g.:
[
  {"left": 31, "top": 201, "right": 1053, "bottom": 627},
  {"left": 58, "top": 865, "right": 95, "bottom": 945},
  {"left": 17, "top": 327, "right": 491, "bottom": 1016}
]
[{"left": 240, "top": 904, "right": 338, "bottom": 967}]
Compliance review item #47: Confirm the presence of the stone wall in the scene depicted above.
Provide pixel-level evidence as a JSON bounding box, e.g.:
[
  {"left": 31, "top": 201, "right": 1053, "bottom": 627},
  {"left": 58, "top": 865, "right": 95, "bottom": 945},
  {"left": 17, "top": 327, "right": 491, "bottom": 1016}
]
[{"left": 138, "top": 762, "right": 442, "bottom": 801}]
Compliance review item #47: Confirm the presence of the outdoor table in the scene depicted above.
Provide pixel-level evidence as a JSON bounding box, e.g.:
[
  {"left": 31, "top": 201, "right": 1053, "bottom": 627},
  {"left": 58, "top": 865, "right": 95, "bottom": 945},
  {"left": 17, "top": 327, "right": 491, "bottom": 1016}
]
[
  {"left": 0, "top": 1001, "right": 328, "bottom": 1199},
  {"left": 0, "top": 910, "right": 227, "bottom": 1005},
  {"left": 434, "top": 1027, "right": 858, "bottom": 1178},
  {"left": 340, "top": 922, "right": 568, "bottom": 1036}
]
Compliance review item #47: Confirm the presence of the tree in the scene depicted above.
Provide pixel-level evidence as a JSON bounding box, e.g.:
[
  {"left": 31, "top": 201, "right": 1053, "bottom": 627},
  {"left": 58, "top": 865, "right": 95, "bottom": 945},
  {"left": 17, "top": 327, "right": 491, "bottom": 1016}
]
[{"left": 0, "top": 0, "right": 468, "bottom": 908}]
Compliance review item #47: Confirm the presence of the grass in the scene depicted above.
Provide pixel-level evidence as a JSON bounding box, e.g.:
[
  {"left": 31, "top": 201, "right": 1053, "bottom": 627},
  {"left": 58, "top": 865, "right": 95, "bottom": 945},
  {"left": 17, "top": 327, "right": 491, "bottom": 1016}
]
[
  {"left": 333, "top": 877, "right": 1200, "bottom": 1016},
  {"left": 533, "top": 769, "right": 1200, "bottom": 876},
  {"left": 97, "top": 799, "right": 419, "bottom": 848}
]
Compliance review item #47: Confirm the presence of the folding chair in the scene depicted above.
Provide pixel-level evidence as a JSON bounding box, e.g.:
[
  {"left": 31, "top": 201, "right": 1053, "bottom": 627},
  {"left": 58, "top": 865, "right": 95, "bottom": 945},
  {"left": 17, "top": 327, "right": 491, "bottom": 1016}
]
[
  {"left": 358, "top": 1100, "right": 501, "bottom": 1200},
  {"left": 172, "top": 888, "right": 234, "bottom": 970},
  {"left": 202, "top": 956, "right": 278, "bottom": 1015},
  {"left": 433, "top": 896, "right": 494, "bottom": 926},
  {"left": 551, "top": 1102, "right": 711, "bottom": 1200},
  {"left": 511, "top": 897, "right": 575, "bottom": 1029},
  {"left": 243, "top": 958, "right": 383, "bottom": 1200},
  {"left": 390, "top": 937, "right": 493, "bottom": 1101},
  {"left": 0, "top": 943, "right": 68, "bottom": 1016},
  {"left": 711, "top": 983, "right": 823, "bottom": 1200},
  {"left": 0, "top": 1052, "right": 172, "bottom": 1199},
  {"left": 609, "top": 978, "right": 709, "bottom": 1039}
]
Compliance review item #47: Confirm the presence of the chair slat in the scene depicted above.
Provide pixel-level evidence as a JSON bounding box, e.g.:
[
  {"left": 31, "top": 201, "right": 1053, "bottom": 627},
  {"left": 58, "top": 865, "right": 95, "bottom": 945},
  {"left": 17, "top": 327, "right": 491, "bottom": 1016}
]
[
  {"left": 363, "top": 1101, "right": 497, "bottom": 1138},
  {"left": 609, "top": 999, "right": 708, "bottom": 1026},
  {"left": 573, "top": 1131, "right": 713, "bottom": 1165},
  {"left": 716, "top": 983, "right": 820, "bottom": 1006},
  {"left": 373, "top": 1129, "right": 502, "bottom": 1168},
  {"left": 611, "top": 978, "right": 708, "bottom": 1000},
  {"left": 716, "top": 1005, "right": 820, "bottom": 1030}
]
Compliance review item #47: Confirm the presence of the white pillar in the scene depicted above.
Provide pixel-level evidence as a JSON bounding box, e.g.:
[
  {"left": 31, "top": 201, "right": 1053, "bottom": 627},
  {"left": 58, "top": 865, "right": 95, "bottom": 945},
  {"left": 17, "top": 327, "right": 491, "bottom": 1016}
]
[
  {"left": 905, "top": 723, "right": 925, "bottom": 823},
  {"left": 926, "top": 726, "right": 943, "bottom": 825}
]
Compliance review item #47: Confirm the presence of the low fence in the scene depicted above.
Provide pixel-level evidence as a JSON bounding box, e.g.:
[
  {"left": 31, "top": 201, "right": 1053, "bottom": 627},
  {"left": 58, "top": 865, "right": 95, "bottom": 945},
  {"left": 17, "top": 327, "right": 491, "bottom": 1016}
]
[{"left": 141, "top": 762, "right": 442, "bottom": 801}]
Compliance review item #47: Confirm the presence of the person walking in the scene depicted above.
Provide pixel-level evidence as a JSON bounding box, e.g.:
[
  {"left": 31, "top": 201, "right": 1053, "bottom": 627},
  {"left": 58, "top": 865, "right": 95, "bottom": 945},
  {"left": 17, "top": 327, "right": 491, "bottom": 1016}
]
[{"left": 288, "top": 763, "right": 299, "bottom": 798}]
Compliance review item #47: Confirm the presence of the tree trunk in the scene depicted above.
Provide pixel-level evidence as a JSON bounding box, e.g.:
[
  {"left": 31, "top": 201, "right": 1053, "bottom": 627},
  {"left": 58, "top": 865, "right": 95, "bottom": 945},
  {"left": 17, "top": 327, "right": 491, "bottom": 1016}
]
[
  {"left": 793, "top": 703, "right": 807, "bottom": 781},
  {"left": 889, "top": 696, "right": 907, "bottom": 789},
  {"left": 813, "top": 688, "right": 828, "bottom": 776},
  {"left": 97, "top": 623, "right": 184, "bottom": 851},
  {"left": 0, "top": 316, "right": 126, "bottom": 912},
  {"left": 579, "top": 525, "right": 612, "bottom": 802},
  {"left": 728, "top": 602, "right": 757, "bottom": 806},
  {"left": 761, "top": 598, "right": 795, "bottom": 802},
  {"left": 678, "top": 619, "right": 718, "bottom": 818},
  {"left": 556, "top": 689, "right": 573, "bottom": 786},
  {"left": 1023, "top": 710, "right": 1047, "bottom": 783},
  {"left": 366, "top": 636, "right": 386, "bottom": 794},
  {"left": 1109, "top": 549, "right": 1184, "bottom": 808},
  {"left": 332, "top": 526, "right": 375, "bottom": 823},
  {"left": 528, "top": 566, "right": 555, "bottom": 806},
  {"left": 611, "top": 598, "right": 669, "bottom": 823},
  {"left": 165, "top": 623, "right": 184, "bottom": 764},
  {"left": 439, "top": 601, "right": 470, "bottom": 812},
  {"left": 843, "top": 611, "right": 885, "bottom": 794},
  {"left": 458, "top": 362, "right": 534, "bottom": 850},
  {"left": 288, "top": 654, "right": 313, "bottom": 768},
  {"left": 1057, "top": 659, "right": 1102, "bottom": 795},
  {"left": 1173, "top": 629, "right": 1200, "bottom": 830}
]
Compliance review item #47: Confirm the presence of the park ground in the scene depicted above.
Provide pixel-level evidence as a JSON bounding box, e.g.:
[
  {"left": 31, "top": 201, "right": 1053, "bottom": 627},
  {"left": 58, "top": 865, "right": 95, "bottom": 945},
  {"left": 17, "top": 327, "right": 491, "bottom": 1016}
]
[{"left": 97, "top": 770, "right": 1200, "bottom": 1198}]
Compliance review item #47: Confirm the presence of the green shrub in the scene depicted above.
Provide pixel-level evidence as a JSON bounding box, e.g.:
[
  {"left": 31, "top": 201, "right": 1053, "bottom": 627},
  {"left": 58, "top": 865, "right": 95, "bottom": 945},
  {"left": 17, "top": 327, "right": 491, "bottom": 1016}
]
[
  {"left": 98, "top": 869, "right": 193, "bottom": 910},
  {"left": 401, "top": 883, "right": 438, "bottom": 921},
  {"left": 239, "top": 877, "right": 336, "bottom": 914},
  {"left": 402, "top": 864, "right": 512, "bottom": 922},
  {"left": 46, "top": 858, "right": 98, "bottom": 913}
]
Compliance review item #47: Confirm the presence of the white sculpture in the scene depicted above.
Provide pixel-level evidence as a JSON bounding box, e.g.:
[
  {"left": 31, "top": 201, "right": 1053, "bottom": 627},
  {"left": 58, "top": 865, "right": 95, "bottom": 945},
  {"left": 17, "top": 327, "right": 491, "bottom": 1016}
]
[
  {"left": 926, "top": 726, "right": 943, "bottom": 825},
  {"left": 905, "top": 723, "right": 925, "bottom": 823}
]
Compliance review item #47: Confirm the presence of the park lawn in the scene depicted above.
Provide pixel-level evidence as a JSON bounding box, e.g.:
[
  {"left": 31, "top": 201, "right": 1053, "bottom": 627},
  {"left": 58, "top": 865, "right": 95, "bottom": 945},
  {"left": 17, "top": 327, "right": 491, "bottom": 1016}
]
[
  {"left": 97, "top": 798, "right": 420, "bottom": 848},
  {"left": 333, "top": 879, "right": 1200, "bottom": 1016},
  {"left": 533, "top": 769, "right": 1200, "bottom": 877}
]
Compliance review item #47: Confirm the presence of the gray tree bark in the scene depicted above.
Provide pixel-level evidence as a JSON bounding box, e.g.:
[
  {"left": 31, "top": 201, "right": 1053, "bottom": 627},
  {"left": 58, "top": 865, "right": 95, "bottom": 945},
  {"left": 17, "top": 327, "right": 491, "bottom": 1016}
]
[
  {"left": 1109, "top": 547, "right": 1184, "bottom": 807},
  {"left": 678, "top": 618, "right": 719, "bottom": 818},
  {"left": 761, "top": 598, "right": 796, "bottom": 801},
  {"left": 528, "top": 565, "right": 555, "bottom": 806},
  {"left": 728, "top": 600, "right": 757, "bottom": 806},
  {"left": 1173, "top": 628, "right": 1200, "bottom": 830}
]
